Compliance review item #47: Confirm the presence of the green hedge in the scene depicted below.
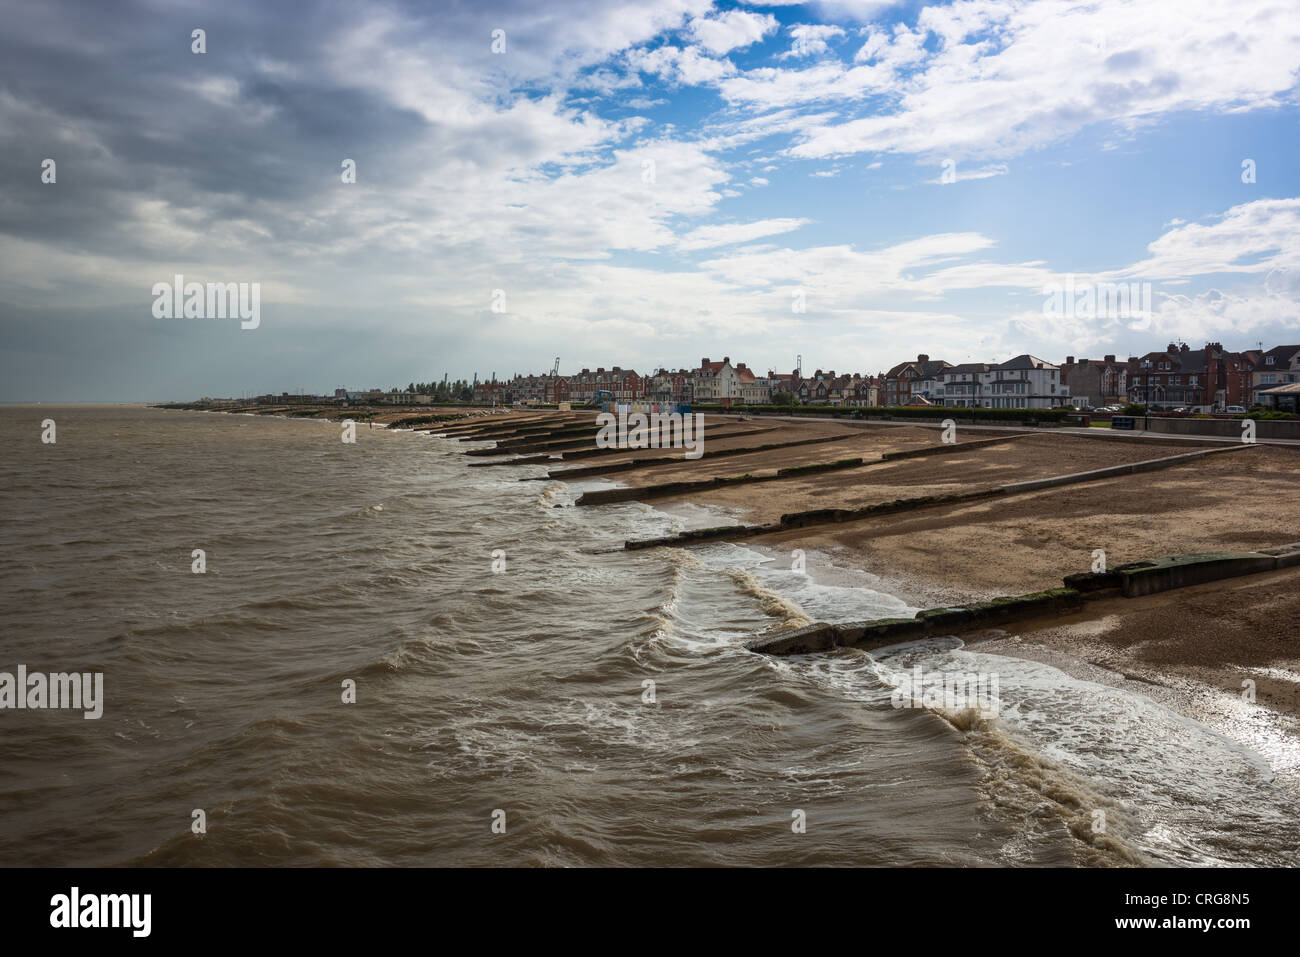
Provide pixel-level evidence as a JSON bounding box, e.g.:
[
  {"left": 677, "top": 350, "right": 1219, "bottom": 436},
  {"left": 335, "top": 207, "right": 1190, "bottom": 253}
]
[{"left": 1244, "top": 410, "right": 1300, "bottom": 420}]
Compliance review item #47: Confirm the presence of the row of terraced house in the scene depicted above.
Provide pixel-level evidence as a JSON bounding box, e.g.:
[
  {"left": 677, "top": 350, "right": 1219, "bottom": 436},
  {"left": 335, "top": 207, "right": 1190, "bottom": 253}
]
[
  {"left": 471, "top": 342, "right": 1300, "bottom": 414},
  {"left": 869, "top": 342, "right": 1300, "bottom": 412},
  {"left": 475, "top": 357, "right": 887, "bottom": 408},
  {"left": 1061, "top": 342, "right": 1300, "bottom": 412}
]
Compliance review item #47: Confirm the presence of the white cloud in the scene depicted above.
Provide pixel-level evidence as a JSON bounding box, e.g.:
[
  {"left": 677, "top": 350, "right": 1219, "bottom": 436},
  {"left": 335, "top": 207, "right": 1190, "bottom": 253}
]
[
  {"left": 855, "top": 23, "right": 929, "bottom": 68},
  {"left": 688, "top": 9, "right": 779, "bottom": 55},
  {"left": 1117, "top": 198, "right": 1300, "bottom": 280},
  {"left": 727, "top": 0, "right": 1300, "bottom": 163},
  {"left": 625, "top": 44, "right": 736, "bottom": 85},
  {"left": 780, "top": 24, "right": 847, "bottom": 59},
  {"left": 678, "top": 218, "right": 811, "bottom": 250},
  {"left": 718, "top": 61, "right": 894, "bottom": 109}
]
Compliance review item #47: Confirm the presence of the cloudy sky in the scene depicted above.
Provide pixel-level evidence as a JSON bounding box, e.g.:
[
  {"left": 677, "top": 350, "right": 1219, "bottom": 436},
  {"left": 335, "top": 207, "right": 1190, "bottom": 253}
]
[{"left": 2, "top": 0, "right": 1299, "bottom": 400}]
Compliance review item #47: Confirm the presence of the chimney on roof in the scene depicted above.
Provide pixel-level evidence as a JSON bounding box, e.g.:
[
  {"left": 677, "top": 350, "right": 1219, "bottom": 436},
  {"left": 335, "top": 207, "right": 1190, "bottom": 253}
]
[
  {"left": 1180, "top": 343, "right": 1190, "bottom": 352},
  {"left": 737, "top": 362, "right": 746, "bottom": 369},
  {"left": 582, "top": 368, "right": 589, "bottom": 374},
  {"left": 1167, "top": 343, "right": 1178, "bottom": 354},
  {"left": 597, "top": 367, "right": 605, "bottom": 373},
  {"left": 701, "top": 358, "right": 709, "bottom": 366},
  {"left": 1104, "top": 354, "right": 1116, "bottom": 363},
  {"left": 1127, "top": 356, "right": 1137, "bottom": 363},
  {"left": 918, "top": 354, "right": 930, "bottom": 363},
  {"left": 1065, "top": 356, "right": 1075, "bottom": 364},
  {"left": 723, "top": 356, "right": 729, "bottom": 363},
  {"left": 612, "top": 366, "right": 620, "bottom": 372}
]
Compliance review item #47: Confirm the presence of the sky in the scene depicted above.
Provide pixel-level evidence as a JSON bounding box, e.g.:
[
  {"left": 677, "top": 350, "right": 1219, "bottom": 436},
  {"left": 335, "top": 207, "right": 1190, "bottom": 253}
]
[{"left": 1, "top": 0, "right": 1298, "bottom": 400}]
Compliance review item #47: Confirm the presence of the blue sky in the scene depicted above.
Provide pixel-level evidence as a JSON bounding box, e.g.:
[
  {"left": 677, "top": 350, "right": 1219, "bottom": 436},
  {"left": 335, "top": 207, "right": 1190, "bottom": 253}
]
[{"left": 1, "top": 0, "right": 1298, "bottom": 399}]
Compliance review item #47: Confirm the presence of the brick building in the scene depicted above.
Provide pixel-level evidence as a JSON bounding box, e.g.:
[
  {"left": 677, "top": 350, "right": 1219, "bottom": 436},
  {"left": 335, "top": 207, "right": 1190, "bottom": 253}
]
[{"left": 884, "top": 354, "right": 952, "bottom": 405}]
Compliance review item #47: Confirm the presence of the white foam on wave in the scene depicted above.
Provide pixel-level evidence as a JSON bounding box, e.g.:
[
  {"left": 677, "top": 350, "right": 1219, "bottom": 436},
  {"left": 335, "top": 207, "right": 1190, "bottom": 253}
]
[
  {"left": 584, "top": 498, "right": 746, "bottom": 546},
  {"left": 869, "top": 636, "right": 1296, "bottom": 865},
  {"left": 691, "top": 542, "right": 917, "bottom": 626},
  {"left": 635, "top": 540, "right": 919, "bottom": 661}
]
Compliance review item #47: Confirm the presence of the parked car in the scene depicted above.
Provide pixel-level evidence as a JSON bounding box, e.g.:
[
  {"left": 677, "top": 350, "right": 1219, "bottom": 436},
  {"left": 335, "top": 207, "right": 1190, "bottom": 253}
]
[{"left": 1225, "top": 405, "right": 1248, "bottom": 414}]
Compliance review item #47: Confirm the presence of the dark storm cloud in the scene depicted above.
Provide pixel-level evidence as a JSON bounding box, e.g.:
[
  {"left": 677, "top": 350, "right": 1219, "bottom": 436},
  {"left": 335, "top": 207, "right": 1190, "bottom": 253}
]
[{"left": 0, "top": 0, "right": 438, "bottom": 256}]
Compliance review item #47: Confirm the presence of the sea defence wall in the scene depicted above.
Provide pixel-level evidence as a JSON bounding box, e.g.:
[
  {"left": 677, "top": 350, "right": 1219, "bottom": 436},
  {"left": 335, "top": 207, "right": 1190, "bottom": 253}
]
[
  {"left": 1143, "top": 417, "right": 1300, "bottom": 440},
  {"left": 1066, "top": 546, "right": 1300, "bottom": 597},
  {"left": 748, "top": 545, "right": 1300, "bottom": 655}
]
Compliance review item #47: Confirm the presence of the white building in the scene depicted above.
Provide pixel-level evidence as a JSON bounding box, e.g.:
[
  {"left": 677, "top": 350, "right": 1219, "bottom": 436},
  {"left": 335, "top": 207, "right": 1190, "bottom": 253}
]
[
  {"left": 936, "top": 355, "right": 1070, "bottom": 408},
  {"left": 692, "top": 356, "right": 743, "bottom": 403},
  {"left": 1252, "top": 345, "right": 1300, "bottom": 405}
]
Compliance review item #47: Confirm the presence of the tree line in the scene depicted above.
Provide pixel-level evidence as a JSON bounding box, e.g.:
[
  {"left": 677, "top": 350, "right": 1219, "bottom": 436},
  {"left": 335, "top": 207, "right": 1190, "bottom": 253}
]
[{"left": 397, "top": 379, "right": 475, "bottom": 401}]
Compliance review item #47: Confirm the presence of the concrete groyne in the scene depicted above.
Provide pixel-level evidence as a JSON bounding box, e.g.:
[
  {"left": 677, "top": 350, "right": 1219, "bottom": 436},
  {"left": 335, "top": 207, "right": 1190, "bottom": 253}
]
[{"left": 748, "top": 545, "right": 1300, "bottom": 655}]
